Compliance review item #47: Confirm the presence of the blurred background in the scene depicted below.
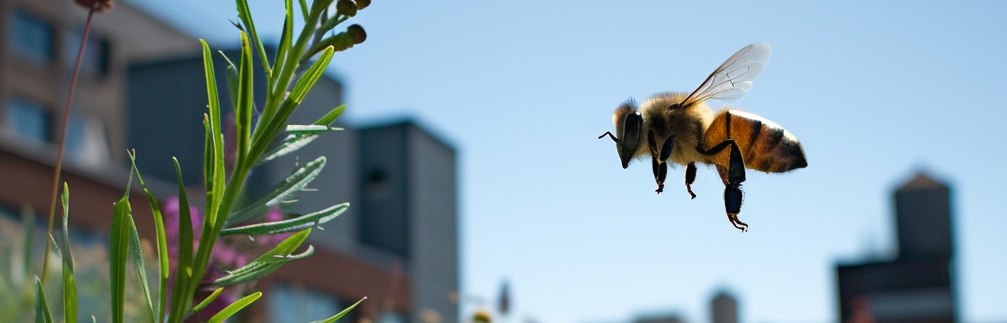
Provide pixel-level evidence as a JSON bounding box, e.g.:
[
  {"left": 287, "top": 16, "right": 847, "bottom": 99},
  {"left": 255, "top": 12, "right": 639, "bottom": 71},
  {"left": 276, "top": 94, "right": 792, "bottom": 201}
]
[{"left": 0, "top": 1, "right": 1005, "bottom": 323}]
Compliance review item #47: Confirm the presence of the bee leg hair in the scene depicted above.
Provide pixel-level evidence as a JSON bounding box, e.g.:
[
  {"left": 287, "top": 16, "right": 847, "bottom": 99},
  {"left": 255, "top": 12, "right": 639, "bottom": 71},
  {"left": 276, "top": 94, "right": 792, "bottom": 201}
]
[{"left": 685, "top": 162, "right": 697, "bottom": 199}]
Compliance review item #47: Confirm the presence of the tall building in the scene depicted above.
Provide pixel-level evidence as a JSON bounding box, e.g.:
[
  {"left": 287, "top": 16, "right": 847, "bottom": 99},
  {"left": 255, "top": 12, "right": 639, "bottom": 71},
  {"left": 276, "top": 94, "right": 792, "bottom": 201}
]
[
  {"left": 835, "top": 173, "right": 956, "bottom": 323},
  {"left": 1, "top": 1, "right": 460, "bottom": 322},
  {"left": 710, "top": 291, "right": 738, "bottom": 323}
]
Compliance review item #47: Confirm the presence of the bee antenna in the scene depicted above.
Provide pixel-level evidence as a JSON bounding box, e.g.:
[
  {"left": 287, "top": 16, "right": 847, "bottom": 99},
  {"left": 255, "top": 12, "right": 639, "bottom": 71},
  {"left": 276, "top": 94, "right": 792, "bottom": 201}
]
[{"left": 599, "top": 131, "right": 617, "bottom": 142}]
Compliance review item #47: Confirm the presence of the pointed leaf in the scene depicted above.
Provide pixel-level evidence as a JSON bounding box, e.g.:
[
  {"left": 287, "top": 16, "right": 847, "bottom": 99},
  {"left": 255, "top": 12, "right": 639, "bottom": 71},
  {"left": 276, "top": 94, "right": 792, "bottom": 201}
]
[
  {"left": 235, "top": 0, "right": 270, "bottom": 75},
  {"left": 169, "top": 158, "right": 196, "bottom": 323},
  {"left": 193, "top": 287, "right": 225, "bottom": 312},
  {"left": 59, "top": 183, "right": 77, "bottom": 323},
  {"left": 297, "top": 0, "right": 308, "bottom": 21},
  {"left": 207, "top": 291, "right": 262, "bottom": 323},
  {"left": 313, "top": 104, "right": 346, "bottom": 126},
  {"left": 310, "top": 297, "right": 366, "bottom": 323},
  {"left": 260, "top": 125, "right": 342, "bottom": 163},
  {"left": 128, "top": 151, "right": 169, "bottom": 321},
  {"left": 236, "top": 32, "right": 254, "bottom": 162},
  {"left": 214, "top": 229, "right": 313, "bottom": 286},
  {"left": 34, "top": 277, "right": 53, "bottom": 323},
  {"left": 110, "top": 194, "right": 131, "bottom": 323},
  {"left": 221, "top": 202, "right": 348, "bottom": 236},
  {"left": 219, "top": 51, "right": 239, "bottom": 112},
  {"left": 251, "top": 46, "right": 335, "bottom": 161},
  {"left": 228, "top": 156, "right": 326, "bottom": 225},
  {"left": 128, "top": 216, "right": 157, "bottom": 322}
]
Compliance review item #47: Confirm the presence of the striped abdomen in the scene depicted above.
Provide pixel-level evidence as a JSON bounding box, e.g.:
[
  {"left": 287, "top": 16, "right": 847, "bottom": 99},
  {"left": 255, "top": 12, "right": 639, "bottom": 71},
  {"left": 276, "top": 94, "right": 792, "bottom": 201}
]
[{"left": 702, "top": 109, "right": 807, "bottom": 173}]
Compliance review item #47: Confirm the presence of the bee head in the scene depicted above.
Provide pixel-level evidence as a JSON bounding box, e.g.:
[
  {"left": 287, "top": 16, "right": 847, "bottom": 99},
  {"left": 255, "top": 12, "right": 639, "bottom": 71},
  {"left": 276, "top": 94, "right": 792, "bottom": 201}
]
[{"left": 599, "top": 102, "right": 642, "bottom": 169}]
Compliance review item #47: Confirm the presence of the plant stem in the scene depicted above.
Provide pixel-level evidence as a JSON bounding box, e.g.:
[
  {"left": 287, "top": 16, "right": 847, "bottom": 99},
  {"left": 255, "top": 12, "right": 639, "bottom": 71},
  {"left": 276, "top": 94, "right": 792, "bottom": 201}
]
[{"left": 41, "top": 6, "right": 96, "bottom": 284}]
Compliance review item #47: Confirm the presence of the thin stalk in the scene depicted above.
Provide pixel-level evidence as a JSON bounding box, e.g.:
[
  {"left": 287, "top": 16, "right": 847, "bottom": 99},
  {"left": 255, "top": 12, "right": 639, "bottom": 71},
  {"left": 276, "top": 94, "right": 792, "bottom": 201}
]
[{"left": 41, "top": 7, "right": 96, "bottom": 284}]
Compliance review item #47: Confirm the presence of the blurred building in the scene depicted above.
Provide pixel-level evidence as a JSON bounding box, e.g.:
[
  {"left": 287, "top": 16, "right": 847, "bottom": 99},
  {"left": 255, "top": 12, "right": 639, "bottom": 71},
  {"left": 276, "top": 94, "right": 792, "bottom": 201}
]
[
  {"left": 623, "top": 288, "right": 738, "bottom": 323},
  {"left": 835, "top": 173, "right": 956, "bottom": 323},
  {"left": 710, "top": 291, "right": 737, "bottom": 323},
  {"left": 0, "top": 0, "right": 196, "bottom": 264},
  {"left": 634, "top": 313, "right": 684, "bottom": 323},
  {"left": 1, "top": 1, "right": 459, "bottom": 322}
]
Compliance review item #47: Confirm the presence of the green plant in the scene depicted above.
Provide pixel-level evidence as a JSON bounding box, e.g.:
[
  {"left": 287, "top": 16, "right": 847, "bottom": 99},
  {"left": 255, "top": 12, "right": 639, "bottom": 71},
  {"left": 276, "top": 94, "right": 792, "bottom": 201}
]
[{"left": 35, "top": 0, "right": 370, "bottom": 321}]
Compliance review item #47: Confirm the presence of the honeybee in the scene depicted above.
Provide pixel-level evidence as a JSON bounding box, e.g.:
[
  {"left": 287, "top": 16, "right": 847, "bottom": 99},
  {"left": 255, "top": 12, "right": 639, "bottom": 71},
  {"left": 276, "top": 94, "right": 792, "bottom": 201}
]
[{"left": 599, "top": 42, "right": 807, "bottom": 232}]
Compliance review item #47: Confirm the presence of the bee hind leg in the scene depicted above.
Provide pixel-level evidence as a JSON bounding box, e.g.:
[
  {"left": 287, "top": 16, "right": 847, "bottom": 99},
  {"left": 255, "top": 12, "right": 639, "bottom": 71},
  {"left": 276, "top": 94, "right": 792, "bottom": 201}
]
[
  {"left": 723, "top": 140, "right": 747, "bottom": 232},
  {"left": 685, "top": 162, "right": 697, "bottom": 199},
  {"left": 703, "top": 139, "right": 748, "bottom": 232}
]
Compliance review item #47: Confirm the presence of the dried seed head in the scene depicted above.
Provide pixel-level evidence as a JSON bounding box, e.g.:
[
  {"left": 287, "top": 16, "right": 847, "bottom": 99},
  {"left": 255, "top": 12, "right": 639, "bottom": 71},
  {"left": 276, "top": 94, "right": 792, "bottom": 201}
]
[
  {"left": 74, "top": 0, "right": 114, "bottom": 12},
  {"left": 336, "top": 0, "right": 357, "bottom": 17},
  {"left": 347, "top": 24, "right": 366, "bottom": 44},
  {"left": 355, "top": 0, "right": 370, "bottom": 10}
]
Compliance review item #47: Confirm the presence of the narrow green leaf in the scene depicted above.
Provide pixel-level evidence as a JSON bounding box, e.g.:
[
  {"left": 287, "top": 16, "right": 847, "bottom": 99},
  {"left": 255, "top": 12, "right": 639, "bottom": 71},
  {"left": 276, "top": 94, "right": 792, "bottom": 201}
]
[
  {"left": 192, "top": 287, "right": 225, "bottom": 312},
  {"left": 234, "top": 0, "right": 270, "bottom": 75},
  {"left": 313, "top": 104, "right": 346, "bottom": 126},
  {"left": 110, "top": 194, "right": 132, "bottom": 323},
  {"left": 297, "top": 0, "right": 308, "bottom": 21},
  {"left": 169, "top": 158, "right": 195, "bottom": 323},
  {"left": 260, "top": 125, "right": 342, "bottom": 163},
  {"left": 221, "top": 202, "right": 348, "bottom": 236},
  {"left": 253, "top": 46, "right": 335, "bottom": 157},
  {"left": 59, "top": 183, "right": 77, "bottom": 323},
  {"left": 310, "top": 297, "right": 366, "bottom": 323},
  {"left": 128, "top": 151, "right": 169, "bottom": 322},
  {"left": 207, "top": 291, "right": 262, "bottom": 323},
  {"left": 34, "top": 276, "right": 53, "bottom": 323},
  {"left": 228, "top": 156, "right": 326, "bottom": 225},
  {"left": 236, "top": 32, "right": 254, "bottom": 163},
  {"left": 288, "top": 46, "right": 334, "bottom": 107},
  {"left": 200, "top": 39, "right": 225, "bottom": 227},
  {"left": 214, "top": 229, "right": 313, "bottom": 286},
  {"left": 267, "top": 4, "right": 293, "bottom": 102},
  {"left": 182, "top": 37, "right": 235, "bottom": 320},
  {"left": 127, "top": 216, "right": 157, "bottom": 322},
  {"left": 203, "top": 114, "right": 213, "bottom": 193},
  {"left": 257, "top": 0, "right": 327, "bottom": 143},
  {"left": 219, "top": 51, "right": 239, "bottom": 112}
]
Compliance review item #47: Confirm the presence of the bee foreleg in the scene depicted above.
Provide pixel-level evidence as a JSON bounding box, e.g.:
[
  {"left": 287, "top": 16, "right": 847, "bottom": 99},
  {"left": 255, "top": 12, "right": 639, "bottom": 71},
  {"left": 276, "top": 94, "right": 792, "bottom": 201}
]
[{"left": 685, "top": 162, "right": 697, "bottom": 199}]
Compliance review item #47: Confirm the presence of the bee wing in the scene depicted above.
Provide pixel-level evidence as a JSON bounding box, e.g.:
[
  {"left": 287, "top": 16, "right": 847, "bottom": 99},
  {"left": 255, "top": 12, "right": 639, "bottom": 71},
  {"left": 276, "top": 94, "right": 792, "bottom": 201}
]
[{"left": 680, "top": 42, "right": 771, "bottom": 107}]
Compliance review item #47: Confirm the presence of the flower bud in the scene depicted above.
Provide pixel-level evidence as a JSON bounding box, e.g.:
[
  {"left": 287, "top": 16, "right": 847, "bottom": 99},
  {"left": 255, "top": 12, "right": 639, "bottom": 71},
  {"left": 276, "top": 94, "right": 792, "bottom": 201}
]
[
  {"left": 347, "top": 24, "right": 366, "bottom": 44},
  {"left": 336, "top": 0, "right": 357, "bottom": 17},
  {"left": 74, "top": 0, "right": 114, "bottom": 12}
]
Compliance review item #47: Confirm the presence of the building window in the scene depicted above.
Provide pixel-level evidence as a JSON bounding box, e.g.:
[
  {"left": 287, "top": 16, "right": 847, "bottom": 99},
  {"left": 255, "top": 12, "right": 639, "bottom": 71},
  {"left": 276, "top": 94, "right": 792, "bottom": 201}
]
[
  {"left": 66, "top": 113, "right": 111, "bottom": 167},
  {"left": 268, "top": 283, "right": 343, "bottom": 323},
  {"left": 4, "top": 98, "right": 51, "bottom": 142},
  {"left": 9, "top": 9, "right": 55, "bottom": 62},
  {"left": 64, "top": 30, "right": 110, "bottom": 76}
]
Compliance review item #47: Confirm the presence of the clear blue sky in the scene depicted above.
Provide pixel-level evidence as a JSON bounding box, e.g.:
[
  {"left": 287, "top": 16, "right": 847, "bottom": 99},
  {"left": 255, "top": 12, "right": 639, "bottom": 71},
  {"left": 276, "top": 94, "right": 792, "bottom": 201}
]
[{"left": 126, "top": 1, "right": 1007, "bottom": 322}]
